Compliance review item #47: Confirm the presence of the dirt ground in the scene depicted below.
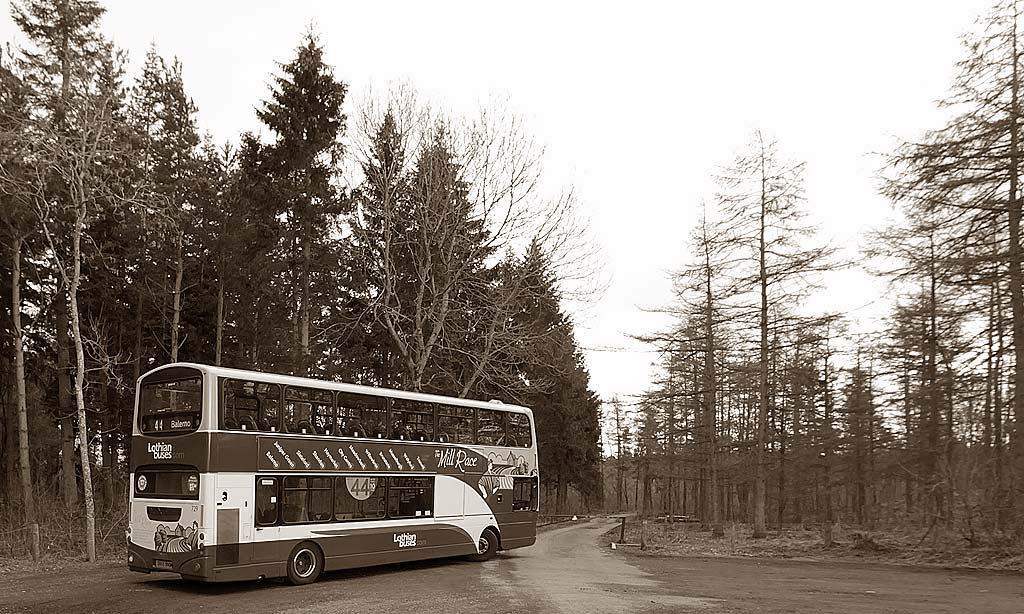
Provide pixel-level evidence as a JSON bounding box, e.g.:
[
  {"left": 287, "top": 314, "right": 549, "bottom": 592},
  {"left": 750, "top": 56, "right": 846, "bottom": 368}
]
[
  {"left": 615, "top": 519, "right": 1024, "bottom": 572},
  {"left": 0, "top": 519, "right": 1020, "bottom": 613}
]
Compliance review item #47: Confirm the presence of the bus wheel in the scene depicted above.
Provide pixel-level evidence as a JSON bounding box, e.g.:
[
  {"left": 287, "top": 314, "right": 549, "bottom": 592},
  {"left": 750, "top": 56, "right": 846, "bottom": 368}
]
[
  {"left": 286, "top": 543, "right": 323, "bottom": 585},
  {"left": 467, "top": 528, "right": 498, "bottom": 562}
]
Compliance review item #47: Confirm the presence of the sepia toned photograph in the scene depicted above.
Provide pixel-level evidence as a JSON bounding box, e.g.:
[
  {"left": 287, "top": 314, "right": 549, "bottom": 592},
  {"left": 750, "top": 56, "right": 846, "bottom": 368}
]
[{"left": 0, "top": 1, "right": 1022, "bottom": 612}]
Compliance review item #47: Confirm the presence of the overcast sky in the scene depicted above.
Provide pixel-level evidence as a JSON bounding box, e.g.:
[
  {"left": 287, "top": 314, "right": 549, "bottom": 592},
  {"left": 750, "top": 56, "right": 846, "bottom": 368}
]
[{"left": 0, "top": 0, "right": 996, "bottom": 407}]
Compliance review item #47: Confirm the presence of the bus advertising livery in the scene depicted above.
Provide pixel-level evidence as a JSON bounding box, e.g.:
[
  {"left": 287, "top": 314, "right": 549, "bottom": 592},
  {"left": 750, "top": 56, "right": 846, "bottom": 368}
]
[{"left": 127, "top": 363, "right": 538, "bottom": 584}]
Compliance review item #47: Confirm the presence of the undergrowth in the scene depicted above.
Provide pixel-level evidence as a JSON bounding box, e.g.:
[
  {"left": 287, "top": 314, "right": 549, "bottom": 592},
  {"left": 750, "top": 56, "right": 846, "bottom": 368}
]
[{"left": 613, "top": 520, "right": 1024, "bottom": 572}]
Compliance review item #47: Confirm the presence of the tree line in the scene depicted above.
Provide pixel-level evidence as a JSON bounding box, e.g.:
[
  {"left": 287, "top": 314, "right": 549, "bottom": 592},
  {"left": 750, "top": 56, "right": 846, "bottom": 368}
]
[
  {"left": 612, "top": 0, "right": 1024, "bottom": 544},
  {"left": 0, "top": 0, "right": 602, "bottom": 561}
]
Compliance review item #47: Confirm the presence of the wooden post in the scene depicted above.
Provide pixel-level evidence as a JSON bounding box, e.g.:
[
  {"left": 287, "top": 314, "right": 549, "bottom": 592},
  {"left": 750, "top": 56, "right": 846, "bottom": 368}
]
[
  {"left": 619, "top": 516, "right": 626, "bottom": 543},
  {"left": 640, "top": 518, "right": 647, "bottom": 551}
]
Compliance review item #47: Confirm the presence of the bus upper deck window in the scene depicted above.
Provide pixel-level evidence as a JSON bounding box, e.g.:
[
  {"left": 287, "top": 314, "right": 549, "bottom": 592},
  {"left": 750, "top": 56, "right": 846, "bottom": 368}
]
[
  {"left": 437, "top": 406, "right": 474, "bottom": 444},
  {"left": 284, "top": 386, "right": 322, "bottom": 434},
  {"left": 223, "top": 380, "right": 280, "bottom": 432},
  {"left": 337, "top": 393, "right": 386, "bottom": 438},
  {"left": 507, "top": 413, "right": 532, "bottom": 447},
  {"left": 139, "top": 370, "right": 203, "bottom": 435},
  {"left": 391, "top": 399, "right": 434, "bottom": 441},
  {"left": 476, "top": 409, "right": 506, "bottom": 446}
]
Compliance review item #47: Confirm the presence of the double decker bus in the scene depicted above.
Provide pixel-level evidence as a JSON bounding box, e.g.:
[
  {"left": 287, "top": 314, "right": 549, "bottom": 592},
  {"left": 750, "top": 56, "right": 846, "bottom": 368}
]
[{"left": 127, "top": 363, "right": 538, "bottom": 584}]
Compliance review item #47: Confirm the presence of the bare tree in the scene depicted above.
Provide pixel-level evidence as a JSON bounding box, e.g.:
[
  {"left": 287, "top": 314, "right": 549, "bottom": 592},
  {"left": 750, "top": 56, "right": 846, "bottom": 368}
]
[
  {"left": 717, "top": 132, "right": 836, "bottom": 538},
  {"left": 352, "top": 90, "right": 597, "bottom": 397},
  {"left": 3, "top": 52, "right": 132, "bottom": 563}
]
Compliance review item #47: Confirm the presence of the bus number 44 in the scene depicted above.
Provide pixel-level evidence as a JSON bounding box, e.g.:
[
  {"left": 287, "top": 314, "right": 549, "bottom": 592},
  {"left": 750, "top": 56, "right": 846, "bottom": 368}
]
[{"left": 394, "top": 533, "right": 417, "bottom": 548}]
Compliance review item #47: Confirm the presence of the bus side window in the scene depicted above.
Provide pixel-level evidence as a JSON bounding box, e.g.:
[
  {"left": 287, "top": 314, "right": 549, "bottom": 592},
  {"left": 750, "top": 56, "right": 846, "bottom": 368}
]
[
  {"left": 391, "top": 399, "right": 434, "bottom": 441},
  {"left": 256, "top": 477, "right": 278, "bottom": 526},
  {"left": 338, "top": 393, "right": 386, "bottom": 438},
  {"left": 284, "top": 386, "right": 316, "bottom": 434},
  {"left": 312, "top": 389, "right": 334, "bottom": 435},
  {"left": 256, "top": 383, "right": 281, "bottom": 432},
  {"left": 223, "top": 381, "right": 259, "bottom": 431},
  {"left": 511, "top": 477, "right": 538, "bottom": 511},
  {"left": 437, "top": 406, "right": 474, "bottom": 444},
  {"left": 507, "top": 413, "right": 532, "bottom": 447},
  {"left": 388, "top": 477, "right": 433, "bottom": 518},
  {"left": 477, "top": 409, "right": 506, "bottom": 446},
  {"left": 335, "top": 477, "right": 385, "bottom": 521},
  {"left": 282, "top": 476, "right": 309, "bottom": 524}
]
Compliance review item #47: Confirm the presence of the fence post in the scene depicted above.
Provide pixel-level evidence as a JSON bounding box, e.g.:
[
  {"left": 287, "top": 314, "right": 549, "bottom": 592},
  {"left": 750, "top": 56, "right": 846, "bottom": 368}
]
[
  {"left": 640, "top": 518, "right": 647, "bottom": 551},
  {"left": 619, "top": 516, "right": 626, "bottom": 543}
]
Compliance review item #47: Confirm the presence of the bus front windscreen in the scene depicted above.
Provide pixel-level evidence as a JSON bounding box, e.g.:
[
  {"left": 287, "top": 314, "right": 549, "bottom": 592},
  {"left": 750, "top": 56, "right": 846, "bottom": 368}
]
[{"left": 139, "top": 376, "right": 203, "bottom": 434}]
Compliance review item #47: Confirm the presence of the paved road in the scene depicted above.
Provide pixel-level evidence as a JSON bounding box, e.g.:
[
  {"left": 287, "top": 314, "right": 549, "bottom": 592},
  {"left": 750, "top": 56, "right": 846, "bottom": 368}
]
[{"left": 0, "top": 520, "right": 1021, "bottom": 613}]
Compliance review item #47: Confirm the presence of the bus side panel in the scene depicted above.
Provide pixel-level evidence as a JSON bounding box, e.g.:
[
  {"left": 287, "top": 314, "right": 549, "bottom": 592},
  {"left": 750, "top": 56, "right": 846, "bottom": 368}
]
[
  {"left": 433, "top": 475, "right": 465, "bottom": 517},
  {"left": 495, "top": 510, "right": 537, "bottom": 550},
  {"left": 318, "top": 523, "right": 478, "bottom": 572}
]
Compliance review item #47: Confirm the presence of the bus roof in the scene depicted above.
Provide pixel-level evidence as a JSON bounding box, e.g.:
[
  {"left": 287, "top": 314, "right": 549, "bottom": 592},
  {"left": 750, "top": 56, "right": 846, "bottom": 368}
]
[{"left": 139, "top": 362, "right": 533, "bottom": 416}]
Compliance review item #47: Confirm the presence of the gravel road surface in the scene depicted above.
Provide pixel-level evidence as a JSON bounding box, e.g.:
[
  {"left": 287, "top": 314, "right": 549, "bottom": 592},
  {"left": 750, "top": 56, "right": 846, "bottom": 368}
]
[{"left": 0, "top": 519, "right": 1020, "bottom": 613}]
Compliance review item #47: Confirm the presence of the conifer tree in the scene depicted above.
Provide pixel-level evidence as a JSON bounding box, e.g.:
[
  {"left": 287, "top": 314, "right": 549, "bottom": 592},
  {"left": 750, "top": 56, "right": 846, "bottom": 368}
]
[{"left": 257, "top": 31, "right": 348, "bottom": 376}]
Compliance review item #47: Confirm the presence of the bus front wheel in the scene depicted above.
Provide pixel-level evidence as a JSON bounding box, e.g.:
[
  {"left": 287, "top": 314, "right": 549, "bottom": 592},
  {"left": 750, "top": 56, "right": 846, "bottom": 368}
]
[
  {"left": 467, "top": 528, "right": 498, "bottom": 562},
  {"left": 286, "top": 543, "right": 323, "bottom": 585}
]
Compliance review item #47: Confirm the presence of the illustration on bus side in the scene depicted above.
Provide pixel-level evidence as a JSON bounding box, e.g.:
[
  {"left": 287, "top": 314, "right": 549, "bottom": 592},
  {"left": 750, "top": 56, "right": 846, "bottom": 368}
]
[
  {"left": 257, "top": 437, "right": 535, "bottom": 501},
  {"left": 154, "top": 521, "right": 199, "bottom": 553}
]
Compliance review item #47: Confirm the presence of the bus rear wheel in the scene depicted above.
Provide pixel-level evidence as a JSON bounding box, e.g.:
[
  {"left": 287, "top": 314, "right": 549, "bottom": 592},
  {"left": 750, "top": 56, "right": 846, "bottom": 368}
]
[
  {"left": 286, "top": 543, "right": 323, "bottom": 585},
  {"left": 467, "top": 528, "right": 498, "bottom": 562}
]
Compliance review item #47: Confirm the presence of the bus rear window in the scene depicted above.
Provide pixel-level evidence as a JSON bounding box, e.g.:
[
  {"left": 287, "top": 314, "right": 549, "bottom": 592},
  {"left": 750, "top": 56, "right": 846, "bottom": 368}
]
[
  {"left": 139, "top": 377, "right": 202, "bottom": 434},
  {"left": 135, "top": 467, "right": 200, "bottom": 500}
]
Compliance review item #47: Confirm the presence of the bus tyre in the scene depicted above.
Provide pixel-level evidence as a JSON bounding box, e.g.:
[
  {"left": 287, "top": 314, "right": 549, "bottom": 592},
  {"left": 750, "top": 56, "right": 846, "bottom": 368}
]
[
  {"left": 468, "top": 528, "right": 498, "bottom": 562},
  {"left": 286, "top": 543, "right": 323, "bottom": 585}
]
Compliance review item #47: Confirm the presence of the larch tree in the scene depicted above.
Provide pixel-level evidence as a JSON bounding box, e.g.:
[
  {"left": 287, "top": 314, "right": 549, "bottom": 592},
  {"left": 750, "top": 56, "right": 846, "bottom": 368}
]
[
  {"left": 716, "top": 132, "right": 836, "bottom": 538},
  {"left": 884, "top": 0, "right": 1024, "bottom": 518}
]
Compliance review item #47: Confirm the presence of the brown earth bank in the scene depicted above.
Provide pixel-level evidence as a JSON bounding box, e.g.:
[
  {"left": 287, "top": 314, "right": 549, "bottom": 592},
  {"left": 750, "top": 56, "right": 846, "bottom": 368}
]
[
  {"left": 611, "top": 518, "right": 1024, "bottom": 572},
  {"left": 0, "top": 519, "right": 1021, "bottom": 613}
]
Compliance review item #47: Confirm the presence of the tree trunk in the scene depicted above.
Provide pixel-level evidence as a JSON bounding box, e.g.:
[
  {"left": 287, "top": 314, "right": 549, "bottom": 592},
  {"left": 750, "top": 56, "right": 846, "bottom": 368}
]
[
  {"left": 704, "top": 240, "right": 723, "bottom": 537},
  {"left": 300, "top": 219, "right": 311, "bottom": 376},
  {"left": 169, "top": 230, "right": 184, "bottom": 363},
  {"left": 69, "top": 206, "right": 97, "bottom": 562},
  {"left": 822, "top": 330, "right": 835, "bottom": 542},
  {"left": 215, "top": 274, "right": 224, "bottom": 366},
  {"left": 753, "top": 141, "right": 769, "bottom": 539},
  {"left": 12, "top": 237, "right": 39, "bottom": 561},
  {"left": 56, "top": 280, "right": 78, "bottom": 508},
  {"left": 1005, "top": 11, "right": 1024, "bottom": 516}
]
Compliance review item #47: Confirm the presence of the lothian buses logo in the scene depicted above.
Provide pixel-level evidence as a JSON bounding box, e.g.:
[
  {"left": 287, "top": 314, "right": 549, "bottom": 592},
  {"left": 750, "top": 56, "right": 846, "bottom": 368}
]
[{"left": 148, "top": 442, "right": 173, "bottom": 460}]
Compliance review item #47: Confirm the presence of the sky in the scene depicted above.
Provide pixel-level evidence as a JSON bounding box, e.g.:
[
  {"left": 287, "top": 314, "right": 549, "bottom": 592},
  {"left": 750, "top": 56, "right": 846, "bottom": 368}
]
[{"left": 0, "top": 0, "right": 996, "bottom": 410}]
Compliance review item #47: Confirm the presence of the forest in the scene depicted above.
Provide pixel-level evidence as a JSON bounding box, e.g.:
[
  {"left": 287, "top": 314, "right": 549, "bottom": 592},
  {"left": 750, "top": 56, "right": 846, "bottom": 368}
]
[
  {"left": 0, "top": 0, "right": 602, "bottom": 561},
  {"left": 3, "top": 0, "right": 1024, "bottom": 567},
  {"left": 606, "top": 0, "right": 1024, "bottom": 551}
]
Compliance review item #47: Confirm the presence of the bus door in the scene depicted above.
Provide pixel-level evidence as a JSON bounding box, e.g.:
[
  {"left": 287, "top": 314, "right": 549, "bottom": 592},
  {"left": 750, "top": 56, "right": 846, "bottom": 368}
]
[
  {"left": 253, "top": 476, "right": 281, "bottom": 563},
  {"left": 215, "top": 474, "right": 252, "bottom": 567}
]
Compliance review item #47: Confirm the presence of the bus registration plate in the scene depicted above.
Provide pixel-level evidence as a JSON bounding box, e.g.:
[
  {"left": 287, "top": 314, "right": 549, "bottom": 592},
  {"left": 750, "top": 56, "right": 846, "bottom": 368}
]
[{"left": 154, "top": 559, "right": 173, "bottom": 570}]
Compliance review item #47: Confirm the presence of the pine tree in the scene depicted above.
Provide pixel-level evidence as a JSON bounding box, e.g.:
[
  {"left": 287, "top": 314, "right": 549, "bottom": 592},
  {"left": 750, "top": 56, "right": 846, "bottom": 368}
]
[{"left": 257, "top": 31, "right": 348, "bottom": 376}]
